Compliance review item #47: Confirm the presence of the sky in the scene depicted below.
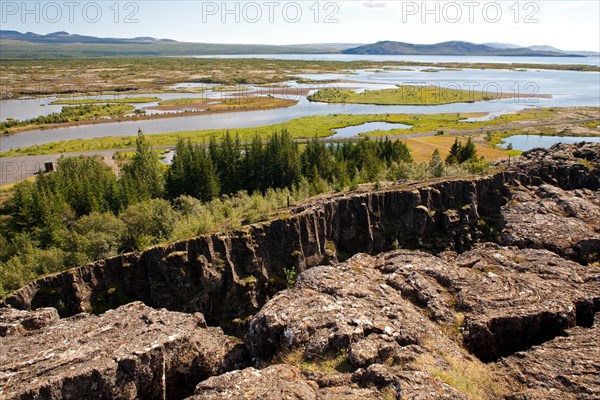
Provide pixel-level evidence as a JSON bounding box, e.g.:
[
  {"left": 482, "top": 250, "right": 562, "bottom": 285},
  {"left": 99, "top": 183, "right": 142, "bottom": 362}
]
[{"left": 1, "top": 0, "right": 599, "bottom": 51}]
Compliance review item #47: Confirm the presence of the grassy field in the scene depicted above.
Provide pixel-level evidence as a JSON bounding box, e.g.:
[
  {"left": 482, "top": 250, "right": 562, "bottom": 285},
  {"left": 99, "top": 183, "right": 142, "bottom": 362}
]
[
  {"left": 3, "top": 96, "right": 296, "bottom": 135},
  {"left": 1, "top": 114, "right": 396, "bottom": 156},
  {"left": 2, "top": 58, "right": 598, "bottom": 101},
  {"left": 207, "top": 96, "right": 296, "bottom": 111},
  {"left": 158, "top": 98, "right": 205, "bottom": 106},
  {"left": 50, "top": 96, "right": 161, "bottom": 105},
  {"left": 4, "top": 107, "right": 597, "bottom": 157},
  {"left": 308, "top": 85, "right": 511, "bottom": 105},
  {"left": 0, "top": 109, "right": 576, "bottom": 156},
  {"left": 0, "top": 104, "right": 136, "bottom": 135},
  {"left": 151, "top": 96, "right": 296, "bottom": 111},
  {"left": 403, "top": 135, "right": 508, "bottom": 162}
]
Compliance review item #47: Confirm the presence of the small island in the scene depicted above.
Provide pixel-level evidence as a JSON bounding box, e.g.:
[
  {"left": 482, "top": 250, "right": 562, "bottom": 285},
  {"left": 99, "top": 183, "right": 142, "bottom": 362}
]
[{"left": 307, "top": 85, "right": 549, "bottom": 105}]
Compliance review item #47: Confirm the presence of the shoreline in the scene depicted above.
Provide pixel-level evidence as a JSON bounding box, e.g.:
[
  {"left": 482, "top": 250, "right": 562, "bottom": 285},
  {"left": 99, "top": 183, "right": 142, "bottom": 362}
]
[
  {"left": 1, "top": 97, "right": 299, "bottom": 136},
  {"left": 2, "top": 107, "right": 597, "bottom": 158}
]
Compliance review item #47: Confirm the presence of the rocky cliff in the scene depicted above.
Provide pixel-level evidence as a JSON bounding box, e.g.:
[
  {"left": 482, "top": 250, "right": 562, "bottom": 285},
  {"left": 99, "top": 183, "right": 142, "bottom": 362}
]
[{"left": 1, "top": 142, "right": 599, "bottom": 399}]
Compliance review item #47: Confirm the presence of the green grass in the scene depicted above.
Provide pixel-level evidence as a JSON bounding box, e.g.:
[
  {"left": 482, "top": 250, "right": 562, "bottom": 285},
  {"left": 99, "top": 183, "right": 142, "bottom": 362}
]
[
  {"left": 308, "top": 85, "right": 513, "bottom": 105},
  {"left": 0, "top": 104, "right": 136, "bottom": 134},
  {"left": 1, "top": 108, "right": 590, "bottom": 157},
  {"left": 211, "top": 85, "right": 250, "bottom": 92},
  {"left": 1, "top": 113, "right": 398, "bottom": 156},
  {"left": 2, "top": 58, "right": 598, "bottom": 103},
  {"left": 158, "top": 98, "right": 205, "bottom": 106},
  {"left": 50, "top": 97, "right": 161, "bottom": 105},
  {"left": 156, "top": 96, "right": 295, "bottom": 111},
  {"left": 411, "top": 350, "right": 507, "bottom": 400},
  {"left": 278, "top": 348, "right": 353, "bottom": 375}
]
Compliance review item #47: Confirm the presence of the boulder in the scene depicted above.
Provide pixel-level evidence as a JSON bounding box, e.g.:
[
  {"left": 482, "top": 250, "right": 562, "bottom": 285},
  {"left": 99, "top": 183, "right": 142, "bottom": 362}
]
[
  {"left": 381, "top": 245, "right": 600, "bottom": 361},
  {"left": 245, "top": 252, "right": 508, "bottom": 398},
  {"left": 500, "top": 183, "right": 600, "bottom": 263},
  {"left": 191, "top": 364, "right": 392, "bottom": 400},
  {"left": 0, "top": 307, "right": 59, "bottom": 337},
  {"left": 0, "top": 302, "right": 247, "bottom": 400}
]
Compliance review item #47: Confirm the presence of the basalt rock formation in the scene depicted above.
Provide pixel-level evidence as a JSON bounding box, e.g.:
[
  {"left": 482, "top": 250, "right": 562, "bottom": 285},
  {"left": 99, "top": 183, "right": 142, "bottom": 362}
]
[
  {"left": 245, "top": 247, "right": 599, "bottom": 398},
  {"left": 1, "top": 142, "right": 599, "bottom": 399},
  {"left": 0, "top": 302, "right": 247, "bottom": 400}
]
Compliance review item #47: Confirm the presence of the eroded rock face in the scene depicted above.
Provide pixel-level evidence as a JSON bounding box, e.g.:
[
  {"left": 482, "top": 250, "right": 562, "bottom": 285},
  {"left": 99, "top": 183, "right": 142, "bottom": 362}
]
[
  {"left": 500, "top": 320, "right": 600, "bottom": 400},
  {"left": 247, "top": 246, "right": 599, "bottom": 363},
  {"left": 0, "top": 302, "right": 248, "bottom": 400},
  {"left": 244, "top": 251, "right": 506, "bottom": 398},
  {"left": 0, "top": 307, "right": 59, "bottom": 337},
  {"left": 0, "top": 173, "right": 515, "bottom": 330},
  {"left": 244, "top": 245, "right": 599, "bottom": 398},
  {"left": 384, "top": 245, "right": 600, "bottom": 361},
  {"left": 246, "top": 253, "right": 437, "bottom": 360},
  {"left": 3, "top": 144, "right": 598, "bottom": 337},
  {"left": 500, "top": 183, "right": 600, "bottom": 263},
  {"left": 1, "top": 143, "right": 599, "bottom": 400},
  {"left": 502, "top": 142, "right": 600, "bottom": 190},
  {"left": 190, "top": 364, "right": 394, "bottom": 400}
]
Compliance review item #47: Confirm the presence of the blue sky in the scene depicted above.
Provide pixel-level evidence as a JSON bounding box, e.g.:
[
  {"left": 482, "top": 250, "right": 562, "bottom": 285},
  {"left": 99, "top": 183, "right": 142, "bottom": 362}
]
[{"left": 1, "top": 1, "right": 598, "bottom": 50}]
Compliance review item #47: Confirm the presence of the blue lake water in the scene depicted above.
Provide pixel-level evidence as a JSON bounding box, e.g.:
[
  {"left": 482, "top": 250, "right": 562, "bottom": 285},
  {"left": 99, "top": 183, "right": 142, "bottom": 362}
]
[
  {"left": 1, "top": 55, "right": 598, "bottom": 152},
  {"left": 502, "top": 135, "right": 600, "bottom": 151},
  {"left": 188, "top": 54, "right": 600, "bottom": 66}
]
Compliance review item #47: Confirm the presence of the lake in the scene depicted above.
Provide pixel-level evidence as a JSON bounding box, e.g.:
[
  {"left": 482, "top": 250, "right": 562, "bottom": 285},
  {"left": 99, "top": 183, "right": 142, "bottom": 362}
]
[
  {"left": 188, "top": 54, "right": 600, "bottom": 66},
  {"left": 502, "top": 135, "right": 600, "bottom": 151},
  {"left": 1, "top": 55, "right": 598, "bottom": 152}
]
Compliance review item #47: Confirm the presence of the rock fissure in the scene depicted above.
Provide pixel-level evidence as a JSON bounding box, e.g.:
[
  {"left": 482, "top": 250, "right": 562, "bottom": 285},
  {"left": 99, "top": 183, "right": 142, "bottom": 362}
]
[{"left": 1, "top": 142, "right": 600, "bottom": 399}]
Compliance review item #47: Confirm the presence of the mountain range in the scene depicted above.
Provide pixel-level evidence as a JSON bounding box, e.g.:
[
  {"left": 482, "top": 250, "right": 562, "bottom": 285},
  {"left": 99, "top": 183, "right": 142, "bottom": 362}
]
[
  {"left": 0, "top": 30, "right": 178, "bottom": 45},
  {"left": 342, "top": 41, "right": 592, "bottom": 57},
  {"left": 484, "top": 42, "right": 599, "bottom": 57},
  {"left": 1, "top": 30, "right": 597, "bottom": 59}
]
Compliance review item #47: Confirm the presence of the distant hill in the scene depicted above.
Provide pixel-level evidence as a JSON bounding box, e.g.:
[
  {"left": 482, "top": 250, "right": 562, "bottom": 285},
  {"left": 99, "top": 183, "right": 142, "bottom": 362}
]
[
  {"left": 483, "top": 42, "right": 524, "bottom": 50},
  {"left": 342, "top": 41, "right": 585, "bottom": 57},
  {"left": 487, "top": 42, "right": 600, "bottom": 57},
  {"left": 0, "top": 30, "right": 361, "bottom": 59},
  {"left": 0, "top": 30, "right": 178, "bottom": 45},
  {"left": 1, "top": 31, "right": 594, "bottom": 59}
]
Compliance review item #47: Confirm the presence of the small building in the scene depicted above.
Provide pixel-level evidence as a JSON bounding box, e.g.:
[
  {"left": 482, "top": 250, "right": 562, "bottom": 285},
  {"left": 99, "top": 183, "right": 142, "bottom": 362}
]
[{"left": 44, "top": 161, "right": 55, "bottom": 173}]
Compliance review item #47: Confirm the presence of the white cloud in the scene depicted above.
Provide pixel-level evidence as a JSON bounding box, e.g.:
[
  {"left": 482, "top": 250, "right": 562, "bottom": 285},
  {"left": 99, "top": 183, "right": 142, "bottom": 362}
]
[
  {"left": 557, "top": 1, "right": 596, "bottom": 9},
  {"left": 338, "top": 1, "right": 403, "bottom": 10},
  {"left": 361, "top": 1, "right": 388, "bottom": 8}
]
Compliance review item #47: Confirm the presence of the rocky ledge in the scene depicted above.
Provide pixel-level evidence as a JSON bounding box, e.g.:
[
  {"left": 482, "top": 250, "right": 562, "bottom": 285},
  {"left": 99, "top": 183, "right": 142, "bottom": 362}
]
[
  {"left": 1, "top": 142, "right": 599, "bottom": 399},
  {"left": 0, "top": 302, "right": 247, "bottom": 399}
]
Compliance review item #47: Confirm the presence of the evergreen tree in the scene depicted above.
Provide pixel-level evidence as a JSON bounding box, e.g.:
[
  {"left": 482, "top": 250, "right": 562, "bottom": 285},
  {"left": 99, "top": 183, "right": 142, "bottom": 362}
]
[
  {"left": 446, "top": 138, "right": 462, "bottom": 164},
  {"left": 301, "top": 136, "right": 335, "bottom": 182},
  {"left": 191, "top": 144, "right": 220, "bottom": 201},
  {"left": 29, "top": 172, "right": 71, "bottom": 248},
  {"left": 210, "top": 132, "right": 242, "bottom": 195},
  {"left": 265, "top": 130, "right": 300, "bottom": 189},
  {"left": 459, "top": 137, "right": 477, "bottom": 163},
  {"left": 121, "top": 131, "right": 164, "bottom": 201},
  {"left": 378, "top": 138, "right": 413, "bottom": 165},
  {"left": 166, "top": 137, "right": 193, "bottom": 198},
  {"left": 354, "top": 138, "right": 381, "bottom": 182},
  {"left": 166, "top": 138, "right": 219, "bottom": 202},
  {"left": 5, "top": 181, "right": 36, "bottom": 234},
  {"left": 54, "top": 156, "right": 119, "bottom": 216},
  {"left": 429, "top": 149, "right": 445, "bottom": 178},
  {"left": 244, "top": 134, "right": 266, "bottom": 193}
]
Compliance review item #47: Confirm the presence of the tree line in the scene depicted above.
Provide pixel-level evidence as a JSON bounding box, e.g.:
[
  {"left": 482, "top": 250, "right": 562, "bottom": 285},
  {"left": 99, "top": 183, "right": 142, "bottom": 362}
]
[
  {"left": 0, "top": 130, "right": 486, "bottom": 296},
  {"left": 166, "top": 130, "right": 414, "bottom": 201}
]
